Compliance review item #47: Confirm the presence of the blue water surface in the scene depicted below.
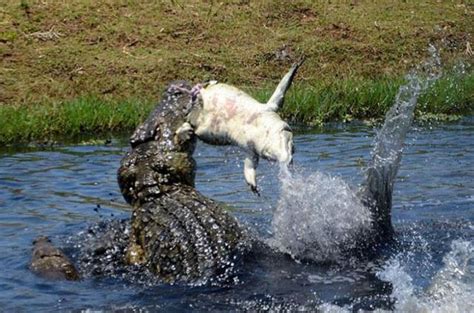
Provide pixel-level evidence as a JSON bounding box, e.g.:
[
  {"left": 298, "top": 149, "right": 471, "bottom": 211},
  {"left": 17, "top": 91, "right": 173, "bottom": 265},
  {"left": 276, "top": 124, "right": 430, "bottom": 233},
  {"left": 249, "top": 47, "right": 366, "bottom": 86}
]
[{"left": 0, "top": 118, "right": 472, "bottom": 311}]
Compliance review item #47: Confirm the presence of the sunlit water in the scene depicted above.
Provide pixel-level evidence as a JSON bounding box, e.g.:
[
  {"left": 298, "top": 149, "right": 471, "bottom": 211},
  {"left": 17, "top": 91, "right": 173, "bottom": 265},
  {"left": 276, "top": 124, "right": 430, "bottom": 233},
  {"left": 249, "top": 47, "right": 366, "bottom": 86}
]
[{"left": 0, "top": 116, "right": 472, "bottom": 311}]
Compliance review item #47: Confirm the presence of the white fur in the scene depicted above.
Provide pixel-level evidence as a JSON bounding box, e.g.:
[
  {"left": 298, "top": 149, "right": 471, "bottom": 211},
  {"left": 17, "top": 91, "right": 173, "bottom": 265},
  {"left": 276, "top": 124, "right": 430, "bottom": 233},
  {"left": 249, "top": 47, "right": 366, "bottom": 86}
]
[
  {"left": 190, "top": 83, "right": 293, "bottom": 193},
  {"left": 198, "top": 84, "right": 292, "bottom": 158},
  {"left": 188, "top": 61, "right": 302, "bottom": 193}
]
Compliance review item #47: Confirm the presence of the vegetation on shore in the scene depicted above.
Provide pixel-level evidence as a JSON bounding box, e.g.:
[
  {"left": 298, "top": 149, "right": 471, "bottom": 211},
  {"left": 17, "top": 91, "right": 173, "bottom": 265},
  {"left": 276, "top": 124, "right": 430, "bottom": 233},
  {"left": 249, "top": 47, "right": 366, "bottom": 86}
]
[
  {"left": 1, "top": 1, "right": 473, "bottom": 143},
  {"left": 1, "top": 71, "right": 471, "bottom": 144}
]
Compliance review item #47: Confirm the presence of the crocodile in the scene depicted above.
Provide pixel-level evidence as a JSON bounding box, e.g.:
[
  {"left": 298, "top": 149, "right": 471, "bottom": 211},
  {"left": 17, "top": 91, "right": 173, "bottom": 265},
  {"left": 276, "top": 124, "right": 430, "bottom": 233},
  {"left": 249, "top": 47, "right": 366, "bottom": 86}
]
[{"left": 116, "top": 81, "right": 249, "bottom": 284}]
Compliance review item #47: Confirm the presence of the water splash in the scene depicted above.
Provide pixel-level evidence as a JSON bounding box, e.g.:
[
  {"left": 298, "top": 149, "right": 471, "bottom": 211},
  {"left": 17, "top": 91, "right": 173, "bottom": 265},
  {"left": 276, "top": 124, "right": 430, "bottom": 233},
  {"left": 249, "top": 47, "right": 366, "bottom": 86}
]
[
  {"left": 361, "top": 45, "right": 442, "bottom": 239},
  {"left": 271, "top": 46, "right": 443, "bottom": 261},
  {"left": 67, "top": 219, "right": 244, "bottom": 287},
  {"left": 376, "top": 239, "right": 474, "bottom": 313},
  {"left": 270, "top": 167, "right": 372, "bottom": 262}
]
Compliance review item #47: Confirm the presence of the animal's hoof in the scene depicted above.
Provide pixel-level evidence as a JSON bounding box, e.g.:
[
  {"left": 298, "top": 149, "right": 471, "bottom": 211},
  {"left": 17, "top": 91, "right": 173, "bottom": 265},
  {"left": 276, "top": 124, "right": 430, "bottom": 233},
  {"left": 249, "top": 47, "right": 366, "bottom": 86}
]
[
  {"left": 250, "top": 185, "right": 261, "bottom": 197},
  {"left": 175, "top": 122, "right": 194, "bottom": 144},
  {"left": 294, "top": 55, "right": 306, "bottom": 68}
]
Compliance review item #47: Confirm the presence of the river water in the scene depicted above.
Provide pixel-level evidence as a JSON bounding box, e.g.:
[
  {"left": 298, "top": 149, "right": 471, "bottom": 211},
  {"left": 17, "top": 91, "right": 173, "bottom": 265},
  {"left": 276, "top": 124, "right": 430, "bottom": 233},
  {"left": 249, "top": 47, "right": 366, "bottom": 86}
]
[{"left": 0, "top": 117, "right": 472, "bottom": 312}]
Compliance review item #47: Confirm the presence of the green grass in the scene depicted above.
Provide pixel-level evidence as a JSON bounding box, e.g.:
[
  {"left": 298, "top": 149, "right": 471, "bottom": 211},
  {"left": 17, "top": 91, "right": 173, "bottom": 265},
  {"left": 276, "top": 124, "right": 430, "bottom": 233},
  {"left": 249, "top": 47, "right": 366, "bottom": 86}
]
[
  {"left": 252, "top": 71, "right": 473, "bottom": 125},
  {"left": 1, "top": 72, "right": 472, "bottom": 144},
  {"left": 418, "top": 69, "right": 474, "bottom": 115},
  {"left": 252, "top": 77, "right": 403, "bottom": 125},
  {"left": 0, "top": 97, "right": 155, "bottom": 144}
]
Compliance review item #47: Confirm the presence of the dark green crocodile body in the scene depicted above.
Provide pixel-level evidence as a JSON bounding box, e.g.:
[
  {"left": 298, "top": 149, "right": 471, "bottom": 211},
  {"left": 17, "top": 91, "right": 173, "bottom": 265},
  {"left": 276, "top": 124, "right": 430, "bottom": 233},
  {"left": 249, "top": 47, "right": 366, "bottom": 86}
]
[{"left": 117, "top": 82, "right": 248, "bottom": 283}]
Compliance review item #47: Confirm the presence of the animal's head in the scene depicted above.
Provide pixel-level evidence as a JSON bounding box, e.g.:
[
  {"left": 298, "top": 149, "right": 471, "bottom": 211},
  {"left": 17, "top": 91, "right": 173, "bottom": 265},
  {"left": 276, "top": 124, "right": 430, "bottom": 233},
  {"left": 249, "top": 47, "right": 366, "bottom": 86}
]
[
  {"left": 129, "top": 81, "right": 198, "bottom": 152},
  {"left": 254, "top": 112, "right": 294, "bottom": 164},
  {"left": 259, "top": 123, "right": 294, "bottom": 165},
  {"left": 118, "top": 82, "right": 200, "bottom": 205}
]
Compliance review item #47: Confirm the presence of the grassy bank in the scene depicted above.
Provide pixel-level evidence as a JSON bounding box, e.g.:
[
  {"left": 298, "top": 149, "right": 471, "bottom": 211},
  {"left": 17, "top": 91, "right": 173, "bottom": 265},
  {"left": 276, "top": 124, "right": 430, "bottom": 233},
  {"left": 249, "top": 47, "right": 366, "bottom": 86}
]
[
  {"left": 0, "top": 97, "right": 154, "bottom": 144},
  {"left": 259, "top": 72, "right": 474, "bottom": 125},
  {"left": 1, "top": 1, "right": 473, "bottom": 143},
  {"left": 1, "top": 72, "right": 472, "bottom": 144}
]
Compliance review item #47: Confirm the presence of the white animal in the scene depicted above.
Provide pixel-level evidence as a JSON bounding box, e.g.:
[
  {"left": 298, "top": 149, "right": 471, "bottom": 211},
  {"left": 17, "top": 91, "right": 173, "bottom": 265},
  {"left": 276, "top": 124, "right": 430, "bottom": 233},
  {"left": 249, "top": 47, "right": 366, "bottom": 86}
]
[{"left": 188, "top": 60, "right": 304, "bottom": 194}]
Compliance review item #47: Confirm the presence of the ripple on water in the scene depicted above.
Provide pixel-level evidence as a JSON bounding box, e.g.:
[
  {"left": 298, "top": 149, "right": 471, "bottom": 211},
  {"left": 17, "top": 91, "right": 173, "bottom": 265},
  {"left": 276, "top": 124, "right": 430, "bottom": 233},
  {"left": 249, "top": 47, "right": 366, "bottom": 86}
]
[{"left": 0, "top": 117, "right": 473, "bottom": 311}]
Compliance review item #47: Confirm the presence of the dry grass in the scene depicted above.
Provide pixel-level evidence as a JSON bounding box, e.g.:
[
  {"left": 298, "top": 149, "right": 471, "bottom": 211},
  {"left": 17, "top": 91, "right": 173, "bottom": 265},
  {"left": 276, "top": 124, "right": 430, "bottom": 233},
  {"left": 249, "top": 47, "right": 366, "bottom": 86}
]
[{"left": 1, "top": 0, "right": 472, "bottom": 105}]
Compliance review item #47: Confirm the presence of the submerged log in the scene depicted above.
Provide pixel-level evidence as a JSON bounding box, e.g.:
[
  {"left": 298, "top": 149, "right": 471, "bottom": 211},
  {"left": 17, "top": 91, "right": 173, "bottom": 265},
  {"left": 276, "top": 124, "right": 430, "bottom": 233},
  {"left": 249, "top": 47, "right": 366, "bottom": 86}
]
[{"left": 117, "top": 81, "right": 249, "bottom": 283}]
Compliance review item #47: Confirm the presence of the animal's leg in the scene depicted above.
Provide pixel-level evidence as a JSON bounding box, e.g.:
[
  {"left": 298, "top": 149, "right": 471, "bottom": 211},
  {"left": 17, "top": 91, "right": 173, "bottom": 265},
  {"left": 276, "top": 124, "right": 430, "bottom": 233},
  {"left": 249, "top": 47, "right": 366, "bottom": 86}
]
[
  {"left": 244, "top": 153, "right": 260, "bottom": 196},
  {"left": 174, "top": 122, "right": 194, "bottom": 146},
  {"left": 266, "top": 57, "right": 305, "bottom": 111}
]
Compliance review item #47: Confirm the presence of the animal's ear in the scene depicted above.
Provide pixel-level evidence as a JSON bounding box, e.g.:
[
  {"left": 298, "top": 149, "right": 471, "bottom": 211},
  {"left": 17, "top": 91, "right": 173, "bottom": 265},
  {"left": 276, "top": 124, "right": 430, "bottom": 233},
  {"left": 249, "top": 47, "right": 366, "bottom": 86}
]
[{"left": 266, "top": 57, "right": 305, "bottom": 111}]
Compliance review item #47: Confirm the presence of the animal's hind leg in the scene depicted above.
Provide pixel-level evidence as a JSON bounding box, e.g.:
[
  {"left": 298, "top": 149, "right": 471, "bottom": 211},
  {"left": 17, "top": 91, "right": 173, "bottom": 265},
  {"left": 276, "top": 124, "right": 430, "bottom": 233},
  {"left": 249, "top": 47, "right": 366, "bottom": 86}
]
[{"left": 266, "top": 58, "right": 305, "bottom": 111}]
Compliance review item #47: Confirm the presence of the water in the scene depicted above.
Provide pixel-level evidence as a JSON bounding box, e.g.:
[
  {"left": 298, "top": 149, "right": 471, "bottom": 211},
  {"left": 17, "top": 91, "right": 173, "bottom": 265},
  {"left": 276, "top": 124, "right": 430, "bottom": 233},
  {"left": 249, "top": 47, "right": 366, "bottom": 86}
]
[
  {"left": 0, "top": 115, "right": 472, "bottom": 311},
  {"left": 271, "top": 169, "right": 372, "bottom": 262},
  {"left": 271, "top": 48, "right": 442, "bottom": 263}
]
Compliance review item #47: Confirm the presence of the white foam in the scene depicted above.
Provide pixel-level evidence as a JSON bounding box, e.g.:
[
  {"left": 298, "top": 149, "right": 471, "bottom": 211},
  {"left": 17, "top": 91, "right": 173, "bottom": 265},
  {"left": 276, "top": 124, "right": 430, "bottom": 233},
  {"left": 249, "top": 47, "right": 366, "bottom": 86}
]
[
  {"left": 375, "top": 239, "right": 474, "bottom": 313},
  {"left": 270, "top": 166, "right": 372, "bottom": 262}
]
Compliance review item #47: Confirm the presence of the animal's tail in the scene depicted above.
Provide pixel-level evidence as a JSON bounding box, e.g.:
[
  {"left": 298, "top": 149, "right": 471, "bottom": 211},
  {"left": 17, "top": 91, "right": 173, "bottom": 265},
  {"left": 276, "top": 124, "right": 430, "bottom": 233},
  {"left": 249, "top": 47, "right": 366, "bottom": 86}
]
[
  {"left": 360, "top": 45, "right": 441, "bottom": 242},
  {"left": 360, "top": 74, "right": 422, "bottom": 241},
  {"left": 266, "top": 57, "right": 305, "bottom": 111}
]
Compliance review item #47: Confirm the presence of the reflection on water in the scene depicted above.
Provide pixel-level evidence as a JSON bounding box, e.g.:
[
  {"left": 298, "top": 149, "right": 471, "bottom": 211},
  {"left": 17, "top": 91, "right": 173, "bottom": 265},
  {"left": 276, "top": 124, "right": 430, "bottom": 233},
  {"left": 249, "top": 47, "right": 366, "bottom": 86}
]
[{"left": 0, "top": 118, "right": 473, "bottom": 311}]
